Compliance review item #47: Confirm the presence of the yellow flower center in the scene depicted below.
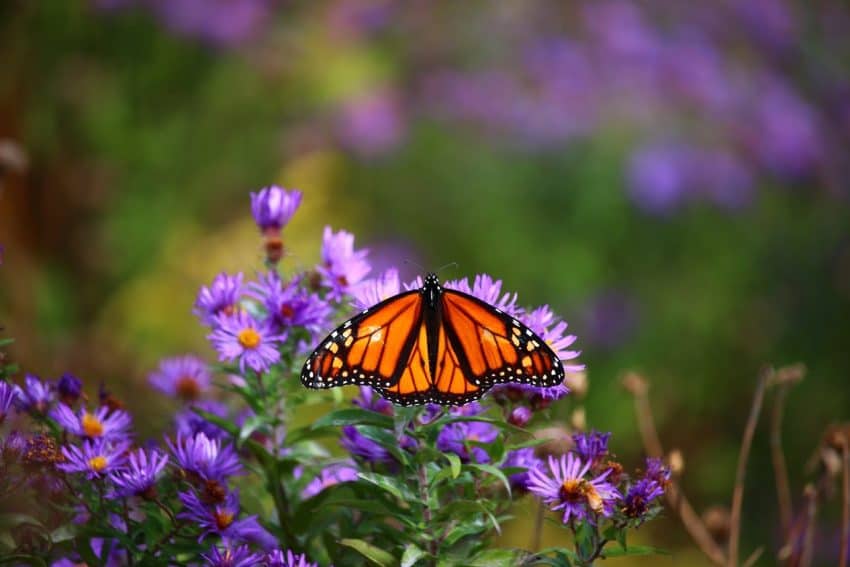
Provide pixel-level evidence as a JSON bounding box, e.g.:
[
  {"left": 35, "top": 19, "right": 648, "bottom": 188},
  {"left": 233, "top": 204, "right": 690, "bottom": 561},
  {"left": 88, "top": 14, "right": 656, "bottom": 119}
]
[
  {"left": 215, "top": 509, "right": 234, "bottom": 530},
  {"left": 237, "top": 328, "right": 261, "bottom": 349},
  {"left": 560, "top": 479, "right": 603, "bottom": 512},
  {"left": 88, "top": 455, "right": 108, "bottom": 472},
  {"left": 81, "top": 412, "right": 104, "bottom": 437},
  {"left": 175, "top": 376, "right": 201, "bottom": 400}
]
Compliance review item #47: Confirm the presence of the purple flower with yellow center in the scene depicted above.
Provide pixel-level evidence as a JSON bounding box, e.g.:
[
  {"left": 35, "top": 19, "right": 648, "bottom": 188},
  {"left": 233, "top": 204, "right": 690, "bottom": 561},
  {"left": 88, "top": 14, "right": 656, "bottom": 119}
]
[
  {"left": 302, "top": 461, "right": 359, "bottom": 499},
  {"left": 317, "top": 226, "right": 371, "bottom": 300},
  {"left": 208, "top": 311, "right": 286, "bottom": 374},
  {"left": 621, "top": 477, "right": 665, "bottom": 520},
  {"left": 167, "top": 431, "right": 242, "bottom": 481},
  {"left": 250, "top": 186, "right": 302, "bottom": 232},
  {"left": 149, "top": 355, "right": 211, "bottom": 402},
  {"left": 175, "top": 400, "right": 229, "bottom": 439},
  {"left": 15, "top": 374, "right": 54, "bottom": 415},
  {"left": 436, "top": 419, "right": 498, "bottom": 464},
  {"left": 56, "top": 373, "right": 83, "bottom": 405},
  {"left": 341, "top": 425, "right": 393, "bottom": 463},
  {"left": 445, "top": 273, "right": 522, "bottom": 316},
  {"left": 109, "top": 447, "right": 169, "bottom": 497},
  {"left": 503, "top": 447, "right": 542, "bottom": 492},
  {"left": 58, "top": 439, "right": 129, "bottom": 479},
  {"left": 266, "top": 549, "right": 319, "bottom": 567},
  {"left": 179, "top": 490, "right": 277, "bottom": 549},
  {"left": 527, "top": 453, "right": 620, "bottom": 523},
  {"left": 572, "top": 430, "right": 611, "bottom": 466},
  {"left": 50, "top": 404, "right": 132, "bottom": 441},
  {"left": 194, "top": 272, "right": 244, "bottom": 326},
  {"left": 0, "top": 381, "right": 19, "bottom": 423},
  {"left": 352, "top": 268, "right": 402, "bottom": 310},
  {"left": 352, "top": 386, "right": 394, "bottom": 416},
  {"left": 249, "top": 273, "right": 331, "bottom": 333},
  {"left": 202, "top": 543, "right": 264, "bottom": 567}
]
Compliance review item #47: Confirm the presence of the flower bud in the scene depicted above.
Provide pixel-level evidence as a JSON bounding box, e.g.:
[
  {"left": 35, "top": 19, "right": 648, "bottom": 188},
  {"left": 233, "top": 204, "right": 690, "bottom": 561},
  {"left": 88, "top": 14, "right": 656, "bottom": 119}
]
[{"left": 507, "top": 406, "right": 532, "bottom": 428}]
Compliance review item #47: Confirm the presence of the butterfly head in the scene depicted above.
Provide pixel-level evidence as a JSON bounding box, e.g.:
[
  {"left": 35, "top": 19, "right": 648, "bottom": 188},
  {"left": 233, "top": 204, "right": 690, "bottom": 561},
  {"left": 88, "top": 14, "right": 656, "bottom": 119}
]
[{"left": 422, "top": 272, "right": 442, "bottom": 309}]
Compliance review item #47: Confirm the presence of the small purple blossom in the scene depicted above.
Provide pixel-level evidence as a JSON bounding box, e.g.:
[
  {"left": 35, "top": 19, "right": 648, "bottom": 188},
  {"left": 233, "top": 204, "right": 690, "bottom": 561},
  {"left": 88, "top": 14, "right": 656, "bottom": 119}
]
[
  {"left": 572, "top": 430, "right": 611, "bottom": 465},
  {"left": 341, "top": 425, "right": 393, "bottom": 464},
  {"left": 436, "top": 418, "right": 498, "bottom": 464},
  {"left": 352, "top": 386, "right": 394, "bottom": 416},
  {"left": 208, "top": 311, "right": 286, "bottom": 374},
  {"left": 445, "top": 273, "right": 522, "bottom": 317},
  {"left": 167, "top": 432, "right": 242, "bottom": 481},
  {"left": 149, "top": 355, "right": 211, "bottom": 402},
  {"left": 503, "top": 447, "right": 542, "bottom": 491},
  {"left": 109, "top": 447, "right": 169, "bottom": 497},
  {"left": 56, "top": 373, "right": 83, "bottom": 405},
  {"left": 265, "top": 549, "right": 319, "bottom": 567},
  {"left": 302, "top": 462, "right": 360, "bottom": 499},
  {"left": 351, "top": 268, "right": 403, "bottom": 310},
  {"left": 621, "top": 477, "right": 665, "bottom": 520},
  {"left": 317, "top": 226, "right": 371, "bottom": 300},
  {"left": 249, "top": 272, "right": 331, "bottom": 334},
  {"left": 175, "top": 400, "right": 230, "bottom": 440},
  {"left": 644, "top": 457, "right": 671, "bottom": 486},
  {"left": 202, "top": 543, "right": 264, "bottom": 567},
  {"left": 58, "top": 439, "right": 129, "bottom": 479},
  {"left": 508, "top": 406, "right": 533, "bottom": 427},
  {"left": 0, "top": 381, "right": 19, "bottom": 422},
  {"left": 15, "top": 374, "right": 54, "bottom": 415},
  {"left": 527, "top": 453, "right": 621, "bottom": 523},
  {"left": 50, "top": 404, "right": 132, "bottom": 441},
  {"left": 179, "top": 490, "right": 277, "bottom": 549},
  {"left": 250, "top": 186, "right": 302, "bottom": 232},
  {"left": 194, "top": 272, "right": 244, "bottom": 326}
]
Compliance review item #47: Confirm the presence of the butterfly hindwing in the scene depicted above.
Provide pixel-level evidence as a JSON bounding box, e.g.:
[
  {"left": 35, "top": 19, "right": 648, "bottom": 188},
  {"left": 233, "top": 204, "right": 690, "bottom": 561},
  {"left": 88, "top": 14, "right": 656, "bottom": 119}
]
[{"left": 301, "top": 290, "right": 423, "bottom": 390}]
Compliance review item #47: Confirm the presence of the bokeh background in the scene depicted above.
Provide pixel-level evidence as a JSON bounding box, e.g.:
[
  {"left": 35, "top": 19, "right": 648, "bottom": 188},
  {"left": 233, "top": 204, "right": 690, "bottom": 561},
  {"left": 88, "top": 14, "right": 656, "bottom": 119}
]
[{"left": 1, "top": 1, "right": 849, "bottom": 564}]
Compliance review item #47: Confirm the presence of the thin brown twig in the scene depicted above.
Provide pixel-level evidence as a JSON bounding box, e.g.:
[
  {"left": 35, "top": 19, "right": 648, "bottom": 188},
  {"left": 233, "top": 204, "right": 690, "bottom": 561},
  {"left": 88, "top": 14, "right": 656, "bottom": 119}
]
[
  {"left": 800, "top": 485, "right": 818, "bottom": 567},
  {"left": 625, "top": 373, "right": 727, "bottom": 566},
  {"left": 531, "top": 499, "right": 545, "bottom": 552},
  {"left": 771, "top": 384, "right": 793, "bottom": 535},
  {"left": 841, "top": 437, "right": 850, "bottom": 567},
  {"left": 728, "top": 367, "right": 770, "bottom": 567},
  {"left": 741, "top": 546, "right": 764, "bottom": 567}
]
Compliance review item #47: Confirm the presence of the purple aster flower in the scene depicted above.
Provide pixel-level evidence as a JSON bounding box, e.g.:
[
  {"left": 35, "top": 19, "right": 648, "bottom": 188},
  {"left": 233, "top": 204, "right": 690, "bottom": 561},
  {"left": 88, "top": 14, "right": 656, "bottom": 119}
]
[
  {"left": 341, "top": 425, "right": 393, "bottom": 463},
  {"left": 194, "top": 272, "right": 244, "bottom": 326},
  {"left": 58, "top": 439, "right": 129, "bottom": 479},
  {"left": 644, "top": 457, "right": 671, "bottom": 486},
  {"left": 50, "top": 404, "right": 132, "bottom": 441},
  {"left": 337, "top": 89, "right": 405, "bottom": 158},
  {"left": 109, "top": 447, "right": 169, "bottom": 497},
  {"left": 436, "top": 419, "right": 498, "bottom": 463},
  {"left": 627, "top": 143, "right": 692, "bottom": 214},
  {"left": 249, "top": 272, "right": 331, "bottom": 333},
  {"left": 527, "top": 453, "right": 621, "bottom": 523},
  {"left": 302, "top": 461, "right": 359, "bottom": 499},
  {"left": 445, "top": 274, "right": 522, "bottom": 316},
  {"left": 149, "top": 355, "right": 211, "bottom": 402},
  {"left": 175, "top": 400, "right": 230, "bottom": 440},
  {"left": 202, "top": 543, "right": 264, "bottom": 567},
  {"left": 168, "top": 432, "right": 242, "bottom": 481},
  {"left": 503, "top": 447, "right": 542, "bottom": 492},
  {"left": 508, "top": 406, "right": 533, "bottom": 427},
  {"left": 572, "top": 430, "right": 611, "bottom": 466},
  {"left": 2, "top": 430, "right": 26, "bottom": 460},
  {"left": 265, "top": 549, "right": 319, "bottom": 567},
  {"left": 208, "top": 311, "right": 286, "bottom": 374},
  {"left": 56, "top": 373, "right": 83, "bottom": 405},
  {"left": 621, "top": 477, "right": 665, "bottom": 520},
  {"left": 317, "top": 226, "right": 371, "bottom": 300},
  {"left": 148, "top": 0, "right": 274, "bottom": 48},
  {"left": 352, "top": 386, "right": 394, "bottom": 416},
  {"left": 179, "top": 490, "right": 277, "bottom": 549},
  {"left": 0, "top": 381, "right": 19, "bottom": 423},
  {"left": 250, "top": 186, "right": 302, "bottom": 232},
  {"left": 351, "top": 268, "right": 402, "bottom": 310},
  {"left": 15, "top": 374, "right": 54, "bottom": 415}
]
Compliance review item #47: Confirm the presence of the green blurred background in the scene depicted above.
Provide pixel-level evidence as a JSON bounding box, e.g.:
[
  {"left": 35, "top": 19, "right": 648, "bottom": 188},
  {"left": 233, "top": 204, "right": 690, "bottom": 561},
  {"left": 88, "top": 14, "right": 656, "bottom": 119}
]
[{"left": 1, "top": 1, "right": 849, "bottom": 564}]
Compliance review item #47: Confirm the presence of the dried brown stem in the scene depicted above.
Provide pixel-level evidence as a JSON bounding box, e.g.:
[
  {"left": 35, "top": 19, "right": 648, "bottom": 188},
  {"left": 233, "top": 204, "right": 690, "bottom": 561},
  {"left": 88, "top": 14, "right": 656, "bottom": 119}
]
[
  {"left": 841, "top": 438, "right": 850, "bottom": 567},
  {"left": 626, "top": 373, "right": 727, "bottom": 566},
  {"left": 800, "top": 486, "right": 818, "bottom": 567},
  {"left": 770, "top": 383, "right": 793, "bottom": 535},
  {"left": 728, "top": 367, "right": 771, "bottom": 567},
  {"left": 741, "top": 547, "right": 764, "bottom": 567}
]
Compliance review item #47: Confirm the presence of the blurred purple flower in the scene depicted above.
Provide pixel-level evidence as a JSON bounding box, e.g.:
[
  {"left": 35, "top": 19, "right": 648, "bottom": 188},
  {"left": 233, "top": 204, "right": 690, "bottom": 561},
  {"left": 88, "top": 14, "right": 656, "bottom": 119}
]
[
  {"left": 109, "top": 447, "right": 169, "bottom": 497},
  {"left": 147, "top": 0, "right": 274, "bottom": 47},
  {"left": 572, "top": 430, "right": 611, "bottom": 465},
  {"left": 352, "top": 268, "right": 403, "bottom": 310},
  {"left": 15, "top": 374, "right": 54, "bottom": 415},
  {"left": 302, "top": 461, "right": 359, "bottom": 499},
  {"left": 337, "top": 89, "right": 405, "bottom": 157},
  {"left": 195, "top": 272, "right": 244, "bottom": 326},
  {"left": 503, "top": 447, "right": 541, "bottom": 491},
  {"left": 56, "top": 373, "right": 83, "bottom": 405},
  {"left": 436, "top": 419, "right": 498, "bottom": 463},
  {"left": 341, "top": 425, "right": 392, "bottom": 464},
  {"left": 51, "top": 404, "right": 132, "bottom": 441},
  {"left": 175, "top": 400, "right": 230, "bottom": 440},
  {"left": 527, "top": 453, "right": 621, "bottom": 523},
  {"left": 580, "top": 291, "right": 639, "bottom": 350},
  {"left": 353, "top": 386, "right": 394, "bottom": 416},
  {"left": 202, "top": 543, "right": 264, "bottom": 567},
  {"left": 149, "top": 355, "right": 211, "bottom": 402},
  {"left": 179, "top": 489, "right": 277, "bottom": 549},
  {"left": 208, "top": 311, "right": 286, "bottom": 374},
  {"left": 58, "top": 439, "right": 129, "bottom": 479},
  {"left": 445, "top": 274, "right": 522, "bottom": 317},
  {"left": 628, "top": 143, "right": 692, "bottom": 214},
  {"left": 265, "top": 549, "right": 319, "bottom": 567},
  {"left": 168, "top": 431, "right": 242, "bottom": 481},
  {"left": 249, "top": 273, "right": 331, "bottom": 334},
  {"left": 0, "top": 382, "right": 19, "bottom": 423},
  {"left": 644, "top": 456, "right": 671, "bottom": 486},
  {"left": 621, "top": 477, "right": 665, "bottom": 520},
  {"left": 318, "top": 226, "right": 371, "bottom": 300},
  {"left": 2, "top": 430, "right": 26, "bottom": 459},
  {"left": 250, "top": 186, "right": 302, "bottom": 232}
]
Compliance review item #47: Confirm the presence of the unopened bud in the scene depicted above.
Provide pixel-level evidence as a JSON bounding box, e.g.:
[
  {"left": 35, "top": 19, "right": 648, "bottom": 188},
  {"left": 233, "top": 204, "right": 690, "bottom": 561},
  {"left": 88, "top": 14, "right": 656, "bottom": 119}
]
[
  {"left": 668, "top": 449, "right": 685, "bottom": 475},
  {"left": 772, "top": 363, "right": 806, "bottom": 386},
  {"left": 508, "top": 406, "right": 532, "bottom": 428},
  {"left": 570, "top": 407, "right": 586, "bottom": 431}
]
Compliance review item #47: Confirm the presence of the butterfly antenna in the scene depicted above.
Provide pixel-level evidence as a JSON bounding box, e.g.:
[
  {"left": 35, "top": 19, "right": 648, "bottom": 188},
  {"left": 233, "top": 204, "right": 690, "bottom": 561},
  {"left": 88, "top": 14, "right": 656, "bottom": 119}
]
[
  {"left": 403, "top": 259, "right": 426, "bottom": 274},
  {"left": 435, "top": 261, "right": 459, "bottom": 275}
]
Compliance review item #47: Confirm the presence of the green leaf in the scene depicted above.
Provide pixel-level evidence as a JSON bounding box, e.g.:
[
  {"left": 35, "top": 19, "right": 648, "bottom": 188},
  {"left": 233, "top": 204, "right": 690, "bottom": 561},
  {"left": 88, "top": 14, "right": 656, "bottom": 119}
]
[
  {"left": 0, "top": 338, "right": 14, "bottom": 347},
  {"left": 0, "top": 555, "right": 47, "bottom": 567},
  {"left": 602, "top": 544, "right": 669, "bottom": 558},
  {"left": 462, "top": 549, "right": 530, "bottom": 567},
  {"left": 400, "top": 544, "right": 427, "bottom": 567},
  {"left": 312, "top": 408, "right": 394, "bottom": 430},
  {"left": 238, "top": 414, "right": 268, "bottom": 446},
  {"left": 435, "top": 501, "right": 501, "bottom": 534},
  {"left": 357, "top": 472, "right": 409, "bottom": 501},
  {"left": 339, "top": 538, "right": 398, "bottom": 567},
  {"left": 0, "top": 513, "right": 44, "bottom": 530},
  {"left": 465, "top": 463, "right": 512, "bottom": 497},
  {"left": 446, "top": 453, "right": 462, "bottom": 479}
]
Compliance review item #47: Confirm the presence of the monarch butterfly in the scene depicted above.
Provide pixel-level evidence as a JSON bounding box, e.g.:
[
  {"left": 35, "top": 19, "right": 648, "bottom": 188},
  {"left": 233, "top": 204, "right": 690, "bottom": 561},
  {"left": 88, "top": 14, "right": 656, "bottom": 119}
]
[{"left": 301, "top": 273, "right": 566, "bottom": 406}]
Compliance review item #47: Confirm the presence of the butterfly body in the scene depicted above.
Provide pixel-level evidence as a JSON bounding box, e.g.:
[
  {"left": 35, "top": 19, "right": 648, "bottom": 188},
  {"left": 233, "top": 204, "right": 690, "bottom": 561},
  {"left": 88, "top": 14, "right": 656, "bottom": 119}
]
[{"left": 301, "top": 273, "right": 565, "bottom": 406}]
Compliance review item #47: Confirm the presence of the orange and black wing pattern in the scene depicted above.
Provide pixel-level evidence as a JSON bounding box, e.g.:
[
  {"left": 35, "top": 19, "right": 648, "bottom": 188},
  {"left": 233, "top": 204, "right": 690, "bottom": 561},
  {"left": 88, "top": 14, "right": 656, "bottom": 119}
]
[{"left": 301, "top": 290, "right": 423, "bottom": 391}]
